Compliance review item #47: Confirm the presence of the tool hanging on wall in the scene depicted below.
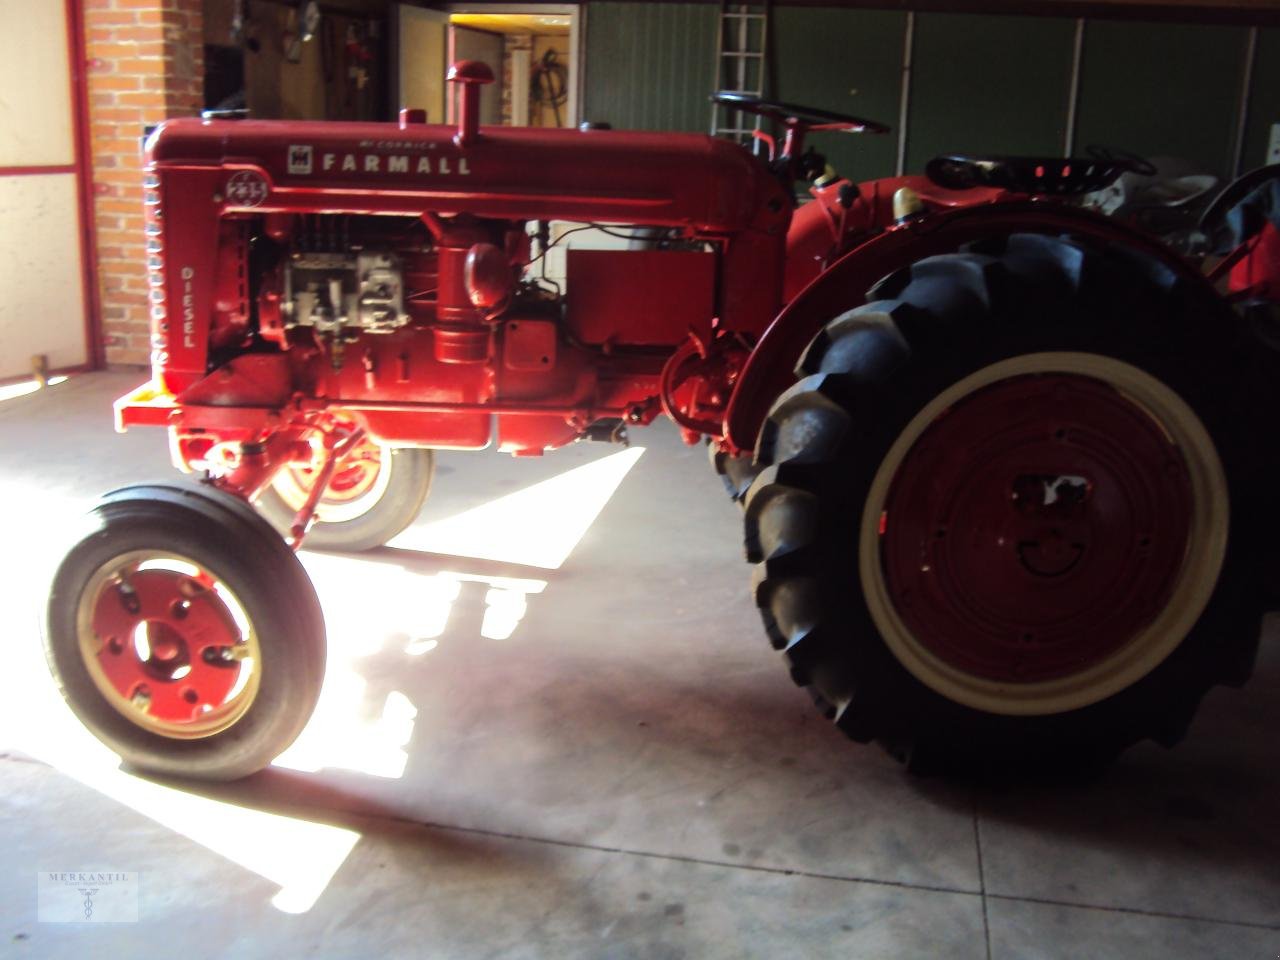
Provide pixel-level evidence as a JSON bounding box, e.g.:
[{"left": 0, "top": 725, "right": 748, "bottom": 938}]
[
  {"left": 282, "top": 1, "right": 321, "bottom": 63},
  {"left": 300, "top": 0, "right": 321, "bottom": 41},
  {"left": 530, "top": 48, "right": 568, "bottom": 128},
  {"left": 345, "top": 23, "right": 373, "bottom": 92},
  {"left": 230, "top": 0, "right": 261, "bottom": 52}
]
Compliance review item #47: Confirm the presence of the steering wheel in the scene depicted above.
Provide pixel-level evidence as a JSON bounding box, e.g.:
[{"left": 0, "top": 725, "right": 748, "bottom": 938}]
[
  {"left": 1086, "top": 145, "right": 1157, "bottom": 178},
  {"left": 710, "top": 92, "right": 890, "bottom": 135}
]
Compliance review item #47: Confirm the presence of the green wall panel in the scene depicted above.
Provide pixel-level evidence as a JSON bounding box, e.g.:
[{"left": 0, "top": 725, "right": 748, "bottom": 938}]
[
  {"left": 907, "top": 13, "right": 1075, "bottom": 175},
  {"left": 772, "top": 7, "right": 906, "bottom": 182},
  {"left": 1074, "top": 20, "right": 1247, "bottom": 178},
  {"left": 583, "top": 2, "right": 718, "bottom": 132},
  {"left": 1242, "top": 28, "right": 1280, "bottom": 172},
  {"left": 580, "top": 4, "right": 1265, "bottom": 185}
]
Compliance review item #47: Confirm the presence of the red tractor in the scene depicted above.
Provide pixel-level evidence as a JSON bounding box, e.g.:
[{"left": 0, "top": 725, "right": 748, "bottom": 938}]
[{"left": 45, "top": 62, "right": 1280, "bottom": 780}]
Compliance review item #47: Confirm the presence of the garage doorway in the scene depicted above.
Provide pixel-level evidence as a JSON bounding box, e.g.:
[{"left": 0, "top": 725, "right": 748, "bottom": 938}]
[{"left": 393, "top": 4, "right": 579, "bottom": 129}]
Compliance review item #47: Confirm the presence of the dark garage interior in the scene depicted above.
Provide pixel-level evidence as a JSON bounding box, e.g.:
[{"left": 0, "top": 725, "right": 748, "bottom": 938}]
[{"left": 1, "top": 0, "right": 1279, "bottom": 957}]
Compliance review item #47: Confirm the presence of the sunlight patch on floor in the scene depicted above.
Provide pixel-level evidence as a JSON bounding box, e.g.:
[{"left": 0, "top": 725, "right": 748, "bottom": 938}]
[
  {"left": 272, "top": 450, "right": 648, "bottom": 777},
  {"left": 388, "top": 446, "right": 646, "bottom": 569},
  {"left": 13, "top": 719, "right": 360, "bottom": 915},
  {"left": 0, "top": 375, "right": 67, "bottom": 404}
]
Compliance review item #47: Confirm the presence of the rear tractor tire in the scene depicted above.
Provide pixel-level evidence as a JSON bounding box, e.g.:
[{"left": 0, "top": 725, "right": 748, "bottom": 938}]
[
  {"left": 746, "top": 233, "right": 1271, "bottom": 774},
  {"left": 255, "top": 437, "right": 434, "bottom": 552},
  {"left": 708, "top": 439, "right": 759, "bottom": 503},
  {"left": 44, "top": 484, "right": 327, "bottom": 780}
]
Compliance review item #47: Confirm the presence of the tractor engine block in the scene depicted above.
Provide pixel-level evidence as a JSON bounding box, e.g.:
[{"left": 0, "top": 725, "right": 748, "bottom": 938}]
[{"left": 283, "top": 249, "right": 408, "bottom": 335}]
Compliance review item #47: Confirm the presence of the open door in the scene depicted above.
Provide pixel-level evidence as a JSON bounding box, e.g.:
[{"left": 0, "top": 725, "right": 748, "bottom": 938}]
[
  {"left": 395, "top": 5, "right": 579, "bottom": 130},
  {"left": 392, "top": 4, "right": 449, "bottom": 123},
  {"left": 448, "top": 25, "right": 505, "bottom": 126}
]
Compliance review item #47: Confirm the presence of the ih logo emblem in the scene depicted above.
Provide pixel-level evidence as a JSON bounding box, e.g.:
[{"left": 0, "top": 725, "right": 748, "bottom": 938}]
[
  {"left": 288, "top": 144, "right": 313, "bottom": 175},
  {"left": 225, "top": 170, "right": 270, "bottom": 207}
]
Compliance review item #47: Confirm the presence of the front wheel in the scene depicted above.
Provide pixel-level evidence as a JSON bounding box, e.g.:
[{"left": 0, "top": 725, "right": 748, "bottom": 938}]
[
  {"left": 44, "top": 485, "right": 326, "bottom": 780},
  {"left": 255, "top": 436, "right": 434, "bottom": 552},
  {"left": 746, "top": 233, "right": 1270, "bottom": 773}
]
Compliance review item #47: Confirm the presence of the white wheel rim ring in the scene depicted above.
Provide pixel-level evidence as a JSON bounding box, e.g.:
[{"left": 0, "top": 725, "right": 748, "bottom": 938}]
[{"left": 858, "top": 352, "right": 1229, "bottom": 716}]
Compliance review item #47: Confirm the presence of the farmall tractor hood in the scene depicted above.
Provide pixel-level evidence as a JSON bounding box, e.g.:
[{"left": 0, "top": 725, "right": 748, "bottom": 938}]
[{"left": 145, "top": 117, "right": 787, "bottom": 233}]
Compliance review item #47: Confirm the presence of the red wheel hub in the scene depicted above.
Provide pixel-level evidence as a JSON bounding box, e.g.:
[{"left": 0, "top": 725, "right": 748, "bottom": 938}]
[
  {"left": 285, "top": 438, "right": 381, "bottom": 503},
  {"left": 90, "top": 568, "right": 244, "bottom": 723},
  {"left": 879, "top": 373, "right": 1194, "bottom": 683}
]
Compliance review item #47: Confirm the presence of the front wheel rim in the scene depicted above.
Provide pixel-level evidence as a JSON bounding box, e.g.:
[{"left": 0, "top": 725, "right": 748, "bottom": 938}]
[
  {"left": 76, "top": 551, "right": 262, "bottom": 738},
  {"left": 859, "top": 352, "right": 1229, "bottom": 716},
  {"left": 270, "top": 435, "right": 392, "bottom": 524}
]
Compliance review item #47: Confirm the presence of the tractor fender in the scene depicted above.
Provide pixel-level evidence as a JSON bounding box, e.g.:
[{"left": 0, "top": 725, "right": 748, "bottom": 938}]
[{"left": 724, "top": 200, "right": 1223, "bottom": 453}]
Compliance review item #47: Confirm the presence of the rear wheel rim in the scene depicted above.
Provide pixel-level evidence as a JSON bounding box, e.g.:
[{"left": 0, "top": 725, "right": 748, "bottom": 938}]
[
  {"left": 76, "top": 551, "right": 262, "bottom": 738},
  {"left": 859, "top": 352, "right": 1228, "bottom": 716}
]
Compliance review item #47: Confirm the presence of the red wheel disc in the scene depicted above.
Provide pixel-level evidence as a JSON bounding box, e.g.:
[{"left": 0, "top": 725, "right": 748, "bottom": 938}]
[
  {"left": 284, "top": 441, "right": 382, "bottom": 504},
  {"left": 88, "top": 567, "right": 246, "bottom": 725},
  {"left": 879, "top": 373, "right": 1195, "bottom": 684}
]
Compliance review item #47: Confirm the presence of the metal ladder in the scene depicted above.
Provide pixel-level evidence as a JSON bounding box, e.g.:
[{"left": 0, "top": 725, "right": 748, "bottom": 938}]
[{"left": 710, "top": 3, "right": 768, "bottom": 146}]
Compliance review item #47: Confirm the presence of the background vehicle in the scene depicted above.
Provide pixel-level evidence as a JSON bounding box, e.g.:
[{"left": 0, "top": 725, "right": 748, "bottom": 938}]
[{"left": 43, "top": 62, "right": 1280, "bottom": 779}]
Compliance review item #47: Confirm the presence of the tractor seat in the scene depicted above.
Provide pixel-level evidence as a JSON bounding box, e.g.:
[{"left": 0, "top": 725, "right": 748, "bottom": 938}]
[
  {"left": 1199, "top": 163, "right": 1280, "bottom": 253},
  {"left": 926, "top": 154, "right": 1127, "bottom": 196}
]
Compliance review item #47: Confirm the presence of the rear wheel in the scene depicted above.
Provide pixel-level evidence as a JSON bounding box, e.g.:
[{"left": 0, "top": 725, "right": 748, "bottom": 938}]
[
  {"left": 45, "top": 485, "right": 326, "bottom": 780},
  {"left": 746, "top": 234, "right": 1270, "bottom": 773},
  {"left": 256, "top": 436, "right": 434, "bottom": 552}
]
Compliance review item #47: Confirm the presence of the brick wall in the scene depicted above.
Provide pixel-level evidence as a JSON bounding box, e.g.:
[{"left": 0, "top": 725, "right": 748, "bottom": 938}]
[{"left": 84, "top": 0, "right": 203, "bottom": 366}]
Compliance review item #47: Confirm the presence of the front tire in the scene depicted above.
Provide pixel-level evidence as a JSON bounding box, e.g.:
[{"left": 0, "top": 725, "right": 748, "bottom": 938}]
[
  {"left": 45, "top": 484, "right": 327, "bottom": 780},
  {"left": 746, "top": 233, "right": 1270, "bottom": 773}
]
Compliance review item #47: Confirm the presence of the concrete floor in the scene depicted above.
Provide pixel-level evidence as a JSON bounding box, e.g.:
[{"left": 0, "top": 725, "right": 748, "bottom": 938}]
[{"left": 1, "top": 370, "right": 1277, "bottom": 959}]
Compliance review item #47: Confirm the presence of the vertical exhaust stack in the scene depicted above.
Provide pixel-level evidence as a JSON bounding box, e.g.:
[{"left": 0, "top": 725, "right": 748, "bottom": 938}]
[{"left": 447, "top": 60, "right": 495, "bottom": 147}]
